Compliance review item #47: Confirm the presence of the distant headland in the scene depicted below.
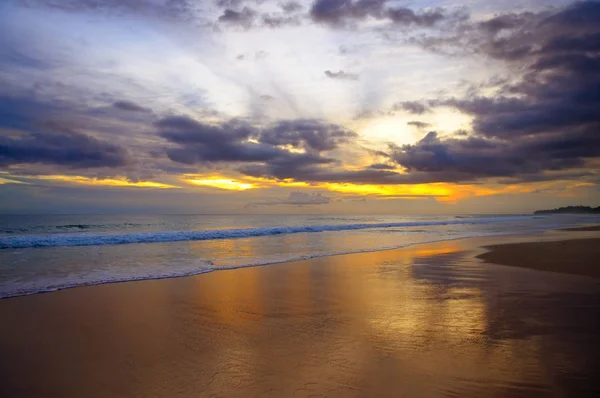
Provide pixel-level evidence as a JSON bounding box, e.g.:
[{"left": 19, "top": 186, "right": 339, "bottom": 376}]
[{"left": 534, "top": 206, "right": 600, "bottom": 215}]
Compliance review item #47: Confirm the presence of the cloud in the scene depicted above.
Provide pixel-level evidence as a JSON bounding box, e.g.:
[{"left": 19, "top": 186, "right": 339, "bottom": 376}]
[
  {"left": 310, "top": 0, "right": 451, "bottom": 28},
  {"left": 368, "top": 163, "right": 395, "bottom": 170},
  {"left": 216, "top": 0, "right": 245, "bottom": 8},
  {"left": 324, "top": 70, "right": 359, "bottom": 80},
  {"left": 281, "top": 1, "right": 302, "bottom": 13},
  {"left": 497, "top": 171, "right": 598, "bottom": 185},
  {"left": 407, "top": 121, "right": 430, "bottom": 129},
  {"left": 112, "top": 100, "right": 151, "bottom": 113},
  {"left": 20, "top": 0, "right": 196, "bottom": 21},
  {"left": 3, "top": 0, "right": 599, "bottom": 199},
  {"left": 433, "top": 35, "right": 599, "bottom": 143},
  {"left": 0, "top": 124, "right": 130, "bottom": 168},
  {"left": 157, "top": 116, "right": 354, "bottom": 175},
  {"left": 261, "top": 13, "right": 302, "bottom": 28},
  {"left": 259, "top": 119, "right": 357, "bottom": 151},
  {"left": 0, "top": 92, "right": 160, "bottom": 182},
  {"left": 239, "top": 158, "right": 467, "bottom": 185},
  {"left": 388, "top": 130, "right": 600, "bottom": 182},
  {"left": 386, "top": 7, "right": 445, "bottom": 26},
  {"left": 158, "top": 116, "right": 269, "bottom": 163},
  {"left": 412, "top": 2, "right": 600, "bottom": 62},
  {"left": 218, "top": 7, "right": 257, "bottom": 29},
  {"left": 393, "top": 101, "right": 430, "bottom": 114},
  {"left": 353, "top": 109, "right": 388, "bottom": 119},
  {"left": 249, "top": 191, "right": 331, "bottom": 206},
  {"left": 389, "top": 1, "right": 600, "bottom": 183},
  {"left": 217, "top": 3, "right": 302, "bottom": 30}
]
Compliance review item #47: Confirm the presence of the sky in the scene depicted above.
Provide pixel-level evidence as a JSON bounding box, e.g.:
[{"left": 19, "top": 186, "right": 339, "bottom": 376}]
[{"left": 0, "top": 0, "right": 599, "bottom": 214}]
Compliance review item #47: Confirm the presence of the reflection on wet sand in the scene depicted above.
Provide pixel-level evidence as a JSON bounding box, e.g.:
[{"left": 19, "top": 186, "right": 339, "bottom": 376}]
[{"left": 1, "top": 236, "right": 599, "bottom": 397}]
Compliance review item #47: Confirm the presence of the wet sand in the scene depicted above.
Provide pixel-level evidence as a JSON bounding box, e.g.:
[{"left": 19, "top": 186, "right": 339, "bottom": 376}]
[
  {"left": 478, "top": 238, "right": 600, "bottom": 279},
  {"left": 560, "top": 225, "right": 600, "bottom": 232},
  {"left": 1, "top": 234, "right": 600, "bottom": 397}
]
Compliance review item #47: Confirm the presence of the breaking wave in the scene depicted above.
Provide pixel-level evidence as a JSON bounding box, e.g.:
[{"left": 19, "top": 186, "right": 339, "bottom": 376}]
[{"left": 0, "top": 216, "right": 536, "bottom": 249}]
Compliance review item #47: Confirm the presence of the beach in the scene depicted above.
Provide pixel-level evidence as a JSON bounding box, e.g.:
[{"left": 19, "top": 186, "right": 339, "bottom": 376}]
[
  {"left": 1, "top": 229, "right": 600, "bottom": 397},
  {"left": 478, "top": 238, "right": 600, "bottom": 278}
]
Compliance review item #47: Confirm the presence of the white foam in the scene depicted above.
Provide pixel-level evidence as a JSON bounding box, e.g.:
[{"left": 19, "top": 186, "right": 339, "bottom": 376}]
[
  {"left": 0, "top": 216, "right": 536, "bottom": 249},
  {"left": 0, "top": 264, "right": 215, "bottom": 299}
]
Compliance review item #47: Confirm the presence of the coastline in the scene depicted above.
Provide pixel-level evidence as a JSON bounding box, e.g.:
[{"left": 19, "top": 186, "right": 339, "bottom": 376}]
[
  {"left": 477, "top": 225, "right": 600, "bottom": 279},
  {"left": 1, "top": 230, "right": 600, "bottom": 397},
  {"left": 2, "top": 225, "right": 599, "bottom": 299},
  {"left": 478, "top": 238, "right": 600, "bottom": 279}
]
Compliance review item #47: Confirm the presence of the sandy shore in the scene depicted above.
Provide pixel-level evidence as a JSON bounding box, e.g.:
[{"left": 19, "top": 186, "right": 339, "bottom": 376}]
[
  {"left": 478, "top": 238, "right": 600, "bottom": 279},
  {"left": 1, "top": 232, "right": 600, "bottom": 397},
  {"left": 561, "top": 225, "right": 600, "bottom": 232}
]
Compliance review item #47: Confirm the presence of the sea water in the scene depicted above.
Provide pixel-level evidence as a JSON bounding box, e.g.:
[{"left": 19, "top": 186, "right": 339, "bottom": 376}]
[{"left": 0, "top": 213, "right": 598, "bottom": 298}]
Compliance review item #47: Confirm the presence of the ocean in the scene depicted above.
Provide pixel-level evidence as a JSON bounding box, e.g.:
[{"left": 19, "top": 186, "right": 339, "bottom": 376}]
[{"left": 0, "top": 213, "right": 598, "bottom": 298}]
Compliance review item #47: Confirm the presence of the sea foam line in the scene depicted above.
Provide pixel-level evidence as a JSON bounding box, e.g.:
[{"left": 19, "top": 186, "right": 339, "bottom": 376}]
[{"left": 0, "top": 216, "right": 537, "bottom": 249}]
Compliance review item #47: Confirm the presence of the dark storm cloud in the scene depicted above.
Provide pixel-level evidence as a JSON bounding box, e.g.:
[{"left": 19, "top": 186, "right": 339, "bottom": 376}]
[
  {"left": 157, "top": 116, "right": 353, "bottom": 170},
  {"left": 433, "top": 14, "right": 600, "bottom": 140},
  {"left": 412, "top": 2, "right": 600, "bottom": 62},
  {"left": 310, "top": 0, "right": 451, "bottom": 28},
  {"left": 112, "top": 100, "right": 151, "bottom": 113},
  {"left": 0, "top": 125, "right": 129, "bottom": 168},
  {"left": 249, "top": 191, "right": 331, "bottom": 207},
  {"left": 158, "top": 116, "right": 266, "bottom": 163},
  {"left": 539, "top": 32, "right": 600, "bottom": 55},
  {"left": 0, "top": 93, "right": 161, "bottom": 182},
  {"left": 259, "top": 119, "right": 357, "bottom": 151},
  {"left": 324, "top": 70, "right": 359, "bottom": 80},
  {"left": 388, "top": 128, "right": 600, "bottom": 181},
  {"left": 389, "top": 1, "right": 600, "bottom": 184}
]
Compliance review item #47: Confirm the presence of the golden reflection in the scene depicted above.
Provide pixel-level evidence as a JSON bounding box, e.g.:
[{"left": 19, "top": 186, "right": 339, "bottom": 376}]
[
  {"left": 189, "top": 238, "right": 264, "bottom": 330},
  {"left": 318, "top": 241, "right": 488, "bottom": 351},
  {"left": 407, "top": 240, "right": 463, "bottom": 258},
  {"left": 192, "top": 266, "right": 263, "bottom": 330}
]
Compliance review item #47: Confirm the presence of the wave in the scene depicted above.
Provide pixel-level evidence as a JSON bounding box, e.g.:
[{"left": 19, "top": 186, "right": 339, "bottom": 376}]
[
  {"left": 0, "top": 216, "right": 536, "bottom": 249},
  {"left": 0, "top": 234, "right": 503, "bottom": 299},
  {"left": 0, "top": 222, "right": 150, "bottom": 235}
]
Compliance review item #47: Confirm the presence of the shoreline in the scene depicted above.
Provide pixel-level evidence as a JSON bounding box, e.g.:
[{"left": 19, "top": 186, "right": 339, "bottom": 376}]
[
  {"left": 477, "top": 225, "right": 600, "bottom": 279},
  {"left": 477, "top": 237, "right": 600, "bottom": 279},
  {"left": 2, "top": 230, "right": 599, "bottom": 397},
  {"left": 0, "top": 231, "right": 556, "bottom": 300},
  {"left": 2, "top": 225, "right": 600, "bottom": 299}
]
